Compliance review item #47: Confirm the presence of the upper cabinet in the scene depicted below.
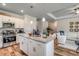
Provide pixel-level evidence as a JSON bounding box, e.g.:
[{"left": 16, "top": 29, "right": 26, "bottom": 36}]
[
  {"left": 15, "top": 18, "right": 24, "bottom": 28},
  {"left": 1, "top": 16, "right": 14, "bottom": 23},
  {"left": 0, "top": 15, "right": 24, "bottom": 28}
]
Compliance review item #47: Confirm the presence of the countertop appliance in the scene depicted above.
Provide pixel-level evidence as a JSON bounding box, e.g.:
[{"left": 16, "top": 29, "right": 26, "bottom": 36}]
[
  {"left": 2, "top": 22, "right": 15, "bottom": 28},
  {"left": 33, "top": 29, "right": 40, "bottom": 36},
  {"left": 16, "top": 28, "right": 25, "bottom": 33}
]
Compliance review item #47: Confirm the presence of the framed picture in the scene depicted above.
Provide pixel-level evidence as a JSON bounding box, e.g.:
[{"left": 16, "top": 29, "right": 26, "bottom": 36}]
[
  {"left": 69, "top": 26, "right": 73, "bottom": 28},
  {"left": 69, "top": 22, "right": 74, "bottom": 25},
  {"left": 74, "top": 29, "right": 78, "bottom": 32},
  {"left": 69, "top": 21, "right": 79, "bottom": 32},
  {"left": 75, "top": 22, "right": 79, "bottom": 25},
  {"left": 69, "top": 29, "right": 73, "bottom": 32},
  {"left": 75, "top": 26, "right": 78, "bottom": 28}
]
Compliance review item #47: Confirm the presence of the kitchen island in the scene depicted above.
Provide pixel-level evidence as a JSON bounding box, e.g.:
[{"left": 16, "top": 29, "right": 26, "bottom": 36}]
[{"left": 18, "top": 33, "right": 56, "bottom": 56}]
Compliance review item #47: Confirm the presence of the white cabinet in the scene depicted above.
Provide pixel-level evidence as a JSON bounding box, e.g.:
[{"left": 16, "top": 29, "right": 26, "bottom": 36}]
[
  {"left": 19, "top": 36, "right": 28, "bottom": 54},
  {"left": 2, "top": 16, "right": 13, "bottom": 23},
  {"left": 0, "top": 36, "right": 3, "bottom": 48},
  {"left": 0, "top": 15, "right": 24, "bottom": 28},
  {"left": 20, "top": 20, "right": 24, "bottom": 28},
  {"left": 20, "top": 38, "right": 45, "bottom": 56},
  {"left": 19, "top": 36, "right": 54, "bottom": 56},
  {"left": 0, "top": 16, "right": 15, "bottom": 28},
  {"left": 28, "top": 39, "right": 44, "bottom": 56},
  {"left": 28, "top": 39, "right": 54, "bottom": 56},
  {"left": 45, "top": 40, "right": 54, "bottom": 56},
  {"left": 16, "top": 34, "right": 21, "bottom": 43},
  {"left": 16, "top": 34, "right": 26, "bottom": 43},
  {"left": 15, "top": 19, "right": 24, "bottom": 28},
  {"left": 15, "top": 19, "right": 19, "bottom": 28},
  {"left": 14, "top": 19, "right": 19, "bottom": 28}
]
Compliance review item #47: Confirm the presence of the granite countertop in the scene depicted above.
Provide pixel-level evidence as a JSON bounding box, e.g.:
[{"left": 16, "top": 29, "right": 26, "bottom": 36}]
[{"left": 19, "top": 33, "right": 56, "bottom": 43}]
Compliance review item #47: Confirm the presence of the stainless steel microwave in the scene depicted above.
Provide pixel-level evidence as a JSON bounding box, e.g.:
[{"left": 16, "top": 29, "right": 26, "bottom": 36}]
[{"left": 2, "top": 22, "right": 15, "bottom": 28}]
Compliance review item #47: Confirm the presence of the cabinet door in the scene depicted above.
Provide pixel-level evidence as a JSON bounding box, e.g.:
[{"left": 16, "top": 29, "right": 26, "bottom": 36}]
[
  {"left": 2, "top": 16, "right": 11, "bottom": 22},
  {"left": 15, "top": 19, "right": 24, "bottom": 28},
  {"left": 15, "top": 19, "right": 19, "bottom": 28},
  {"left": 20, "top": 36, "right": 28, "bottom": 54},
  {"left": 34, "top": 42, "right": 45, "bottom": 56},
  {"left": 16, "top": 35, "right": 23, "bottom": 43},
  {"left": 22, "top": 38, "right": 28, "bottom": 54},
  {"left": 0, "top": 36, "right": 3, "bottom": 48},
  {"left": 16, "top": 35, "right": 19, "bottom": 43},
  {"left": 28, "top": 39, "right": 44, "bottom": 56},
  {"left": 19, "top": 36, "right": 23, "bottom": 49},
  {"left": 45, "top": 40, "right": 54, "bottom": 56},
  {"left": 19, "top": 20, "right": 24, "bottom": 28}
]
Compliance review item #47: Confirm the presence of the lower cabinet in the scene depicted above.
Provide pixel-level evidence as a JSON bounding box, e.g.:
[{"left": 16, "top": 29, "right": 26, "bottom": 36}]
[
  {"left": 16, "top": 34, "right": 26, "bottom": 43},
  {"left": 20, "top": 36, "right": 54, "bottom": 56},
  {"left": 20, "top": 36, "right": 28, "bottom": 54},
  {"left": 28, "top": 39, "right": 45, "bottom": 56},
  {"left": 16, "top": 35, "right": 20, "bottom": 43}
]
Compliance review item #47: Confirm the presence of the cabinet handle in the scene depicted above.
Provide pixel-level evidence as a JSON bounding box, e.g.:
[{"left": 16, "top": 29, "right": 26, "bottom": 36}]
[{"left": 33, "top": 47, "right": 36, "bottom": 52}]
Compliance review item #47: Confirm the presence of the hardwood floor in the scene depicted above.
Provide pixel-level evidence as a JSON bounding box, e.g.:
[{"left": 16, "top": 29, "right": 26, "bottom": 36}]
[
  {"left": 0, "top": 43, "right": 79, "bottom": 56},
  {"left": 0, "top": 44, "right": 26, "bottom": 56},
  {"left": 54, "top": 46, "right": 79, "bottom": 56},
  {"left": 54, "top": 39, "right": 79, "bottom": 56}
]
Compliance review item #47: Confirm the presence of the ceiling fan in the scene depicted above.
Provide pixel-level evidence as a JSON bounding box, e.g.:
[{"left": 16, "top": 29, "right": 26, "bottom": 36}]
[
  {"left": 63, "top": 5, "right": 79, "bottom": 15},
  {"left": 47, "top": 4, "right": 79, "bottom": 20}
]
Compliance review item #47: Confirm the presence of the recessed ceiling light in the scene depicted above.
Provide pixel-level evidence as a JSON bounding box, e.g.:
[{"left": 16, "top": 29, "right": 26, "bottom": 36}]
[
  {"left": 20, "top": 10, "right": 24, "bottom": 13},
  {"left": 30, "top": 6, "right": 34, "bottom": 8},
  {"left": 42, "top": 17, "right": 46, "bottom": 22},
  {"left": 30, "top": 21, "right": 33, "bottom": 24},
  {"left": 2, "top": 3, "right": 6, "bottom": 6}
]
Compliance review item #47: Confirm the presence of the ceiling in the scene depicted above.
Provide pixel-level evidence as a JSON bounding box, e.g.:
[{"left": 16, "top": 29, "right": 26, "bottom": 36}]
[{"left": 0, "top": 3, "right": 79, "bottom": 20}]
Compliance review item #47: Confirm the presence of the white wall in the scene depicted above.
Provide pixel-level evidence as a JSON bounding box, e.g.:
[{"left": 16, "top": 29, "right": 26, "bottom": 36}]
[
  {"left": 57, "top": 17, "right": 79, "bottom": 40},
  {"left": 24, "top": 15, "right": 37, "bottom": 33},
  {"left": 48, "top": 21, "right": 58, "bottom": 31},
  {"left": 37, "top": 20, "right": 48, "bottom": 33}
]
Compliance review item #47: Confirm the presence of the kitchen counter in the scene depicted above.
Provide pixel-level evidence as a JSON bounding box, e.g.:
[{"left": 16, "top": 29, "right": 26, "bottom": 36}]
[
  {"left": 19, "top": 33, "right": 56, "bottom": 43},
  {"left": 19, "top": 33, "right": 56, "bottom": 56}
]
